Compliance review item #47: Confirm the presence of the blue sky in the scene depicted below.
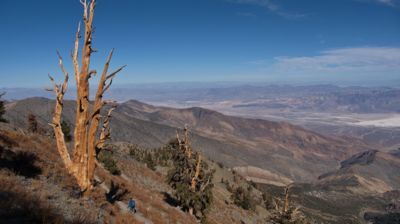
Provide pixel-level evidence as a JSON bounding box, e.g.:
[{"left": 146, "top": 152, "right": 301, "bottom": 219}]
[{"left": 0, "top": 0, "right": 399, "bottom": 87}]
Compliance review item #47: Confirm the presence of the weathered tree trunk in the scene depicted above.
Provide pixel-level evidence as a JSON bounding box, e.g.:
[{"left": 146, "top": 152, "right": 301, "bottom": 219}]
[
  {"left": 183, "top": 125, "right": 192, "bottom": 159},
  {"left": 191, "top": 154, "right": 202, "bottom": 190},
  {"left": 283, "top": 187, "right": 290, "bottom": 213},
  {"left": 189, "top": 208, "right": 194, "bottom": 216},
  {"left": 48, "top": 0, "right": 125, "bottom": 192}
]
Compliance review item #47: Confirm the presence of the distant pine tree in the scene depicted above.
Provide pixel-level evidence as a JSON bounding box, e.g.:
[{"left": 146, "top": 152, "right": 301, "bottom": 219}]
[
  {"left": 231, "top": 186, "right": 256, "bottom": 211},
  {"left": 27, "top": 113, "right": 38, "bottom": 133},
  {"left": 61, "top": 120, "right": 72, "bottom": 142},
  {"left": 0, "top": 92, "right": 7, "bottom": 123},
  {"left": 98, "top": 150, "right": 120, "bottom": 175},
  {"left": 167, "top": 127, "right": 215, "bottom": 222},
  {"left": 144, "top": 152, "right": 156, "bottom": 170}
]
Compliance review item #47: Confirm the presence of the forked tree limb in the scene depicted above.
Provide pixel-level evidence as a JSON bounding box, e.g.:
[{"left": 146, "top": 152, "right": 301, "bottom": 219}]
[
  {"left": 88, "top": 70, "right": 97, "bottom": 79},
  {"left": 102, "top": 65, "right": 126, "bottom": 95},
  {"left": 97, "top": 105, "right": 116, "bottom": 149},
  {"left": 48, "top": 58, "right": 74, "bottom": 175},
  {"left": 56, "top": 51, "right": 69, "bottom": 94},
  {"left": 80, "top": 0, "right": 87, "bottom": 19},
  {"left": 273, "top": 198, "right": 280, "bottom": 211},
  {"left": 87, "top": 48, "right": 124, "bottom": 183},
  {"left": 200, "top": 174, "right": 212, "bottom": 192}
]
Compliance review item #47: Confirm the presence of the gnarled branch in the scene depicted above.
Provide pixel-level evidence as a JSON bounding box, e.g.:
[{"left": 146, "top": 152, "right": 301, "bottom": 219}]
[
  {"left": 200, "top": 174, "right": 212, "bottom": 192},
  {"left": 97, "top": 105, "right": 116, "bottom": 150},
  {"left": 56, "top": 51, "right": 69, "bottom": 94}
]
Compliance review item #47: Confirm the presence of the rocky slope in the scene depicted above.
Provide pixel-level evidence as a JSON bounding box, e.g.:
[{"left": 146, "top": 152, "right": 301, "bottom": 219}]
[
  {"left": 317, "top": 150, "right": 400, "bottom": 194},
  {"left": 0, "top": 122, "right": 274, "bottom": 224},
  {"left": 256, "top": 149, "right": 400, "bottom": 223}
]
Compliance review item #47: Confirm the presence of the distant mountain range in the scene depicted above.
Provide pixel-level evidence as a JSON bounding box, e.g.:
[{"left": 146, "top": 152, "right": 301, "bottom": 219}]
[
  {"left": 2, "top": 84, "right": 400, "bottom": 113},
  {"left": 5, "top": 97, "right": 370, "bottom": 184}
]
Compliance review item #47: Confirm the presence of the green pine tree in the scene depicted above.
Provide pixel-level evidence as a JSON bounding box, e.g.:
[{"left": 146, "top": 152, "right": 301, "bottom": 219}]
[
  {"left": 167, "top": 128, "right": 215, "bottom": 222},
  {"left": 27, "top": 113, "right": 38, "bottom": 133},
  {"left": 0, "top": 92, "right": 7, "bottom": 123},
  {"left": 98, "top": 150, "right": 120, "bottom": 175},
  {"left": 61, "top": 120, "right": 72, "bottom": 142}
]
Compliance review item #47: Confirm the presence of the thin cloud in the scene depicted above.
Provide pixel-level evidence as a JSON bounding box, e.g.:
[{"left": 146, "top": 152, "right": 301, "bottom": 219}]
[
  {"left": 258, "top": 47, "right": 400, "bottom": 74},
  {"left": 377, "top": 0, "right": 395, "bottom": 6},
  {"left": 227, "top": 0, "right": 305, "bottom": 19},
  {"left": 229, "top": 0, "right": 278, "bottom": 11},
  {"left": 356, "top": 0, "right": 398, "bottom": 7}
]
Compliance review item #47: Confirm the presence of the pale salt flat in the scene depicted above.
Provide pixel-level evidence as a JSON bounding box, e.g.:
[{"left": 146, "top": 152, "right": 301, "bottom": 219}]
[{"left": 354, "top": 116, "right": 400, "bottom": 127}]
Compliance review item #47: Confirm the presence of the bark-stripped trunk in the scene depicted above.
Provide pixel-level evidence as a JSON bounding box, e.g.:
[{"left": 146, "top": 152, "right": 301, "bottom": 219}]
[
  {"left": 283, "top": 187, "right": 290, "bottom": 213},
  {"left": 189, "top": 208, "right": 194, "bottom": 216},
  {"left": 48, "top": 0, "right": 125, "bottom": 192},
  {"left": 183, "top": 125, "right": 192, "bottom": 159},
  {"left": 189, "top": 154, "right": 204, "bottom": 216},
  {"left": 191, "top": 154, "right": 201, "bottom": 190},
  {"left": 189, "top": 154, "right": 201, "bottom": 216}
]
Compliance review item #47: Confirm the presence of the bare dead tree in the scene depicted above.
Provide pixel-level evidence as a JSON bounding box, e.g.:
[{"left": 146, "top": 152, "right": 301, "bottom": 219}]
[
  {"left": 283, "top": 186, "right": 290, "bottom": 213},
  {"left": 173, "top": 127, "right": 214, "bottom": 217},
  {"left": 48, "top": 0, "right": 125, "bottom": 191},
  {"left": 191, "top": 154, "right": 201, "bottom": 190},
  {"left": 183, "top": 125, "right": 192, "bottom": 159}
]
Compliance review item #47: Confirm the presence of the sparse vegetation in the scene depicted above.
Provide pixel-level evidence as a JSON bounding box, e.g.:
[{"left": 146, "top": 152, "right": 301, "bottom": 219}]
[
  {"left": 231, "top": 186, "right": 257, "bottom": 211},
  {"left": 0, "top": 147, "right": 41, "bottom": 178},
  {"left": 129, "top": 144, "right": 174, "bottom": 169},
  {"left": 0, "top": 170, "right": 65, "bottom": 223},
  {"left": 225, "top": 180, "right": 234, "bottom": 193},
  {"left": 266, "top": 187, "right": 310, "bottom": 224},
  {"left": 262, "top": 192, "right": 275, "bottom": 209},
  {"left": 0, "top": 127, "right": 197, "bottom": 224}
]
